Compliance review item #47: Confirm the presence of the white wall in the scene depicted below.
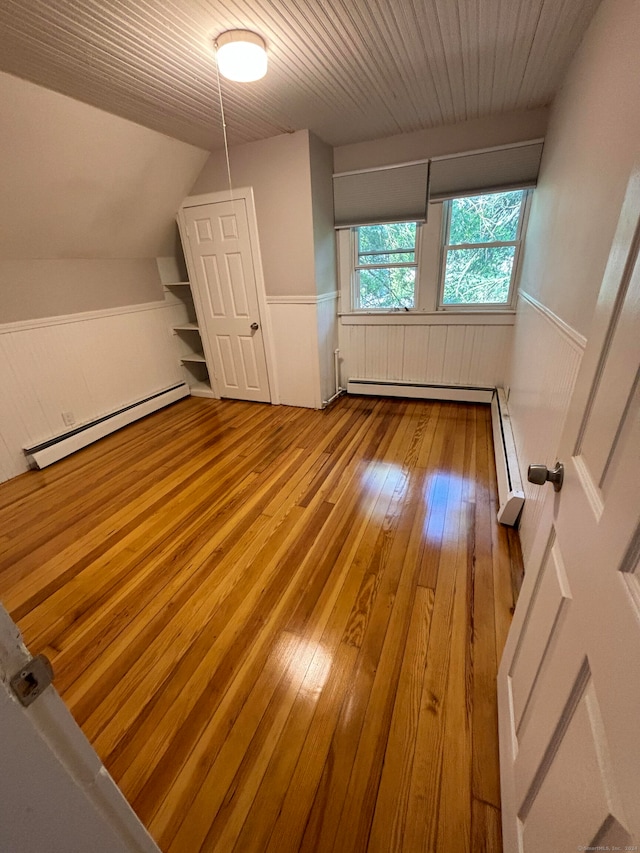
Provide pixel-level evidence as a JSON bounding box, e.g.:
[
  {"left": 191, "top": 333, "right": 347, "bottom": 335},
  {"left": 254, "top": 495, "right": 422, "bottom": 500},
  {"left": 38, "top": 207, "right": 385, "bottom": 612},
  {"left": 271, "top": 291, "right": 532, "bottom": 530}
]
[
  {"left": 333, "top": 108, "right": 548, "bottom": 172},
  {"left": 340, "top": 318, "right": 514, "bottom": 389},
  {"left": 0, "top": 294, "right": 189, "bottom": 482},
  {"left": 507, "top": 0, "right": 640, "bottom": 562},
  {"left": 0, "top": 72, "right": 208, "bottom": 322},
  {"left": 336, "top": 197, "right": 516, "bottom": 391},
  {"left": 0, "top": 72, "right": 209, "bottom": 481},
  {"left": 309, "top": 132, "right": 339, "bottom": 403},
  {"left": 334, "top": 112, "right": 549, "bottom": 395},
  {"left": 191, "top": 130, "right": 317, "bottom": 298},
  {"left": 191, "top": 130, "right": 338, "bottom": 408}
]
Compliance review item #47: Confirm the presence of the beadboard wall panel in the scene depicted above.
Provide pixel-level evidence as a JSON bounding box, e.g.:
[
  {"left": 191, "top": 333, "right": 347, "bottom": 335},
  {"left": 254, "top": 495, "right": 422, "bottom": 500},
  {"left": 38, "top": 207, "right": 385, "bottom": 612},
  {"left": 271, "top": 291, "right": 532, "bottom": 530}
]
[
  {"left": 267, "top": 300, "right": 321, "bottom": 409},
  {"left": 508, "top": 292, "right": 585, "bottom": 563},
  {"left": 317, "top": 294, "right": 339, "bottom": 404},
  {"left": 339, "top": 321, "right": 514, "bottom": 388},
  {"left": 0, "top": 296, "right": 187, "bottom": 482}
]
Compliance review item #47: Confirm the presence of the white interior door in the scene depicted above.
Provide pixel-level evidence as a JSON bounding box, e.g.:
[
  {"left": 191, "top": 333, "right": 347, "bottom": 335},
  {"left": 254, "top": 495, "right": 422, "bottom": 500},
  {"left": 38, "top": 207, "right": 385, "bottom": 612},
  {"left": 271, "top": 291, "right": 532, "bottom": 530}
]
[
  {"left": 0, "top": 605, "right": 159, "bottom": 853},
  {"left": 498, "top": 169, "right": 640, "bottom": 852},
  {"left": 183, "top": 197, "right": 271, "bottom": 403}
]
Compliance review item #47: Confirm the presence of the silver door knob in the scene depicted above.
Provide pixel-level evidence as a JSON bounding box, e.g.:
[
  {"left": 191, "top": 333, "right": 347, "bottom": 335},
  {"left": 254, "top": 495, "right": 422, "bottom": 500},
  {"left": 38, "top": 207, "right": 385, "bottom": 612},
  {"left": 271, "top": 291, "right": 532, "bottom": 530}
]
[
  {"left": 527, "top": 462, "right": 564, "bottom": 492},
  {"left": 250, "top": 322, "right": 259, "bottom": 331}
]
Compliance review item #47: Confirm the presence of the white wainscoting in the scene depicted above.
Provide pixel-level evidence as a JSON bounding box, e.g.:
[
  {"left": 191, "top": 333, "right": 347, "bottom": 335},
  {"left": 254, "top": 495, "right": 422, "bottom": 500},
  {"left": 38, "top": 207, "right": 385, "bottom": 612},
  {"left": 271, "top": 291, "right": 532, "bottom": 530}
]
[
  {"left": 0, "top": 294, "right": 188, "bottom": 482},
  {"left": 317, "top": 293, "right": 339, "bottom": 404},
  {"left": 266, "top": 292, "right": 339, "bottom": 409},
  {"left": 267, "top": 297, "right": 321, "bottom": 409},
  {"left": 508, "top": 291, "right": 586, "bottom": 563},
  {"left": 338, "top": 318, "right": 514, "bottom": 388}
]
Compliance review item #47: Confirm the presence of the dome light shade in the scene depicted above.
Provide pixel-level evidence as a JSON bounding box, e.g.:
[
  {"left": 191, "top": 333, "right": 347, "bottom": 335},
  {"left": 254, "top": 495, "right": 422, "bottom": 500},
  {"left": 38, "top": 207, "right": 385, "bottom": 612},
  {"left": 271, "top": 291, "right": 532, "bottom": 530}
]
[{"left": 215, "top": 30, "right": 268, "bottom": 82}]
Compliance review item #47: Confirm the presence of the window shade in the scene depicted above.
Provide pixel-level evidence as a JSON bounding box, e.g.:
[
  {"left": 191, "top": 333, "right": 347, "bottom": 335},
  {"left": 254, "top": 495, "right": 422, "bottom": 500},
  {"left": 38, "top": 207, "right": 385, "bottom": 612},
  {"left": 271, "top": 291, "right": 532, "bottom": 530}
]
[
  {"left": 429, "top": 141, "right": 543, "bottom": 201},
  {"left": 333, "top": 162, "right": 429, "bottom": 228}
]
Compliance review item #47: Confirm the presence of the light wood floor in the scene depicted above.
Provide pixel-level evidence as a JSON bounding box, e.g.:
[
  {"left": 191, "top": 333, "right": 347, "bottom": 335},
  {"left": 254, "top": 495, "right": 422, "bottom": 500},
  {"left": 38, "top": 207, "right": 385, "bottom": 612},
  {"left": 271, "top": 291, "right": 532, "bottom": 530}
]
[{"left": 0, "top": 395, "right": 522, "bottom": 852}]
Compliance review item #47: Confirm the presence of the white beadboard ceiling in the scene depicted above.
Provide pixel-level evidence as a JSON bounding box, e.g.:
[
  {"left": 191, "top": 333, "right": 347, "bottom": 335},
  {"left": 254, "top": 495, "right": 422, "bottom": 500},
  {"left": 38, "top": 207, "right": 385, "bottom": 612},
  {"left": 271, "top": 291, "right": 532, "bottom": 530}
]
[{"left": 0, "top": 0, "right": 602, "bottom": 151}]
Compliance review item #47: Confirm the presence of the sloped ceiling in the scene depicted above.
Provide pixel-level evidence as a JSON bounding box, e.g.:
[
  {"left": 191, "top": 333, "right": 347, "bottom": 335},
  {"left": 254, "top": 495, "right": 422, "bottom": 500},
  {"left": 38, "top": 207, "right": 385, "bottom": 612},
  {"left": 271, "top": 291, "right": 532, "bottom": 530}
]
[{"left": 0, "top": 0, "right": 602, "bottom": 151}]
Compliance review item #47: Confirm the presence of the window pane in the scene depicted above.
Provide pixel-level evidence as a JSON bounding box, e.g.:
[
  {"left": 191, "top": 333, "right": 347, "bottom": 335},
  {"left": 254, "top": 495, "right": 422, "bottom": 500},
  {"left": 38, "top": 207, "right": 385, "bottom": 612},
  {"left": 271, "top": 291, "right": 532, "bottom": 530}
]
[
  {"left": 357, "top": 222, "right": 417, "bottom": 258},
  {"left": 448, "top": 190, "right": 523, "bottom": 245},
  {"left": 359, "top": 266, "right": 416, "bottom": 309},
  {"left": 443, "top": 246, "right": 515, "bottom": 304}
]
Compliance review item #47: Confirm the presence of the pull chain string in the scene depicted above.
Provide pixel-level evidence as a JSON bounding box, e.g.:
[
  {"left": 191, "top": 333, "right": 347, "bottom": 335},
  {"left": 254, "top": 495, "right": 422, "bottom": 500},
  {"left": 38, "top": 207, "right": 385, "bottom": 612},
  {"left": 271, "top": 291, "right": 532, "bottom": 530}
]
[{"left": 214, "top": 44, "right": 234, "bottom": 200}]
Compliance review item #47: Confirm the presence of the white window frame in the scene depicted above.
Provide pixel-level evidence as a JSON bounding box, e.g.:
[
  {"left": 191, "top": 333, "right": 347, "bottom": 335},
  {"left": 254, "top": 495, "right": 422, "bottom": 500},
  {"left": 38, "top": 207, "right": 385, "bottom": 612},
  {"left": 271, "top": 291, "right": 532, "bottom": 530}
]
[
  {"left": 437, "top": 190, "right": 531, "bottom": 311},
  {"left": 351, "top": 222, "right": 421, "bottom": 312}
]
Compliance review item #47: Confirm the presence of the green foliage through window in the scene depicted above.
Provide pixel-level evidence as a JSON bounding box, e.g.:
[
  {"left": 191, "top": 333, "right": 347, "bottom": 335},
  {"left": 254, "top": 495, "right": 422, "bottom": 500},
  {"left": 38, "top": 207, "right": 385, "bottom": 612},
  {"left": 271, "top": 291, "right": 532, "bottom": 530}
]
[
  {"left": 356, "top": 222, "right": 417, "bottom": 309},
  {"left": 442, "top": 190, "right": 525, "bottom": 306}
]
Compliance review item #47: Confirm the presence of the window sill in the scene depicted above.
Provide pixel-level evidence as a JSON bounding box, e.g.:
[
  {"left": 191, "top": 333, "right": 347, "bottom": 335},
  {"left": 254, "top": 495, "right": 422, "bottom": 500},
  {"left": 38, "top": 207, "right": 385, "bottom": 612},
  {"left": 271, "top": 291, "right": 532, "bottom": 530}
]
[{"left": 338, "top": 310, "right": 516, "bottom": 326}]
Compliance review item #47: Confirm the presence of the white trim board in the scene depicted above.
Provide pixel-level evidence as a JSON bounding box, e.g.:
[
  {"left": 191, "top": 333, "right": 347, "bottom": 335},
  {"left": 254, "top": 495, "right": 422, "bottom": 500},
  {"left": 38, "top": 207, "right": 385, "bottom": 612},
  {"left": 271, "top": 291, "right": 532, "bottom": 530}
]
[
  {"left": 0, "top": 299, "right": 174, "bottom": 335},
  {"left": 518, "top": 290, "right": 587, "bottom": 351},
  {"left": 25, "top": 383, "right": 189, "bottom": 469},
  {"left": 266, "top": 291, "right": 339, "bottom": 305},
  {"left": 346, "top": 379, "right": 494, "bottom": 403}
]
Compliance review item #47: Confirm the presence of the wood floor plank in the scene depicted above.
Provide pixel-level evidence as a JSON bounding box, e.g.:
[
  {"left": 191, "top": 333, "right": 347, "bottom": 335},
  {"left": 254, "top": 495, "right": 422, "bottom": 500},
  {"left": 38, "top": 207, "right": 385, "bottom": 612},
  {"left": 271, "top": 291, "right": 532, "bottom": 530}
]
[
  {"left": 0, "top": 395, "right": 520, "bottom": 853},
  {"left": 403, "top": 405, "right": 470, "bottom": 851},
  {"left": 368, "top": 585, "right": 435, "bottom": 851}
]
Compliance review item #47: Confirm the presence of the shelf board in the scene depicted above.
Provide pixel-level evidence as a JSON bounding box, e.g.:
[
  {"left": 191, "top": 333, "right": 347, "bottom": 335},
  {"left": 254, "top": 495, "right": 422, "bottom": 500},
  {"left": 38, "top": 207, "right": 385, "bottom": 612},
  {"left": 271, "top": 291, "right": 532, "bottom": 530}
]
[
  {"left": 188, "top": 378, "right": 215, "bottom": 398},
  {"left": 181, "top": 354, "right": 206, "bottom": 363},
  {"left": 190, "top": 387, "right": 216, "bottom": 399},
  {"left": 173, "top": 323, "right": 200, "bottom": 331}
]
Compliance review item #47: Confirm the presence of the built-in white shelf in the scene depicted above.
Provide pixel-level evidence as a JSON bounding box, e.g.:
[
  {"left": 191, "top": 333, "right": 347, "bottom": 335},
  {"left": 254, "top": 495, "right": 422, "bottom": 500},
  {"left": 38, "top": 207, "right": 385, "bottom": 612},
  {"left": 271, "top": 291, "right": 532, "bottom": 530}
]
[
  {"left": 163, "top": 249, "right": 214, "bottom": 400},
  {"left": 173, "top": 322, "right": 200, "bottom": 332},
  {"left": 189, "top": 383, "right": 216, "bottom": 398}
]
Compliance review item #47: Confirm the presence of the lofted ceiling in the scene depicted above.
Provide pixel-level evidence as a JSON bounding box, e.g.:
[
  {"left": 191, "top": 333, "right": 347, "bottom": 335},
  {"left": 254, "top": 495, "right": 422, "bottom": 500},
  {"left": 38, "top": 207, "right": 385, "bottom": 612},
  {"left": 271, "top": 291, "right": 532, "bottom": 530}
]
[{"left": 0, "top": 0, "right": 602, "bottom": 152}]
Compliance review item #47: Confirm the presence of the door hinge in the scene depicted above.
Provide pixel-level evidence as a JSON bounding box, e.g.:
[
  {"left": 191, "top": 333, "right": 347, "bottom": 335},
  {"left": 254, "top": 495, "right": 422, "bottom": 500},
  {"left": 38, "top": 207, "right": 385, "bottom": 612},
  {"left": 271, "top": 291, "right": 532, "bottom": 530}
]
[{"left": 10, "top": 654, "right": 54, "bottom": 707}]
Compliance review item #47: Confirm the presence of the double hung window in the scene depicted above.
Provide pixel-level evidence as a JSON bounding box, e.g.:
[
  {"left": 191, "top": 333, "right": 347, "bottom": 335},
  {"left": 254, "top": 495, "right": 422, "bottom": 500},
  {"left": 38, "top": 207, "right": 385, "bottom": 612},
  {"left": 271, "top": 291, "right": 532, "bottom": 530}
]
[
  {"left": 440, "top": 190, "right": 527, "bottom": 307},
  {"left": 354, "top": 222, "right": 418, "bottom": 310},
  {"left": 346, "top": 189, "right": 529, "bottom": 312}
]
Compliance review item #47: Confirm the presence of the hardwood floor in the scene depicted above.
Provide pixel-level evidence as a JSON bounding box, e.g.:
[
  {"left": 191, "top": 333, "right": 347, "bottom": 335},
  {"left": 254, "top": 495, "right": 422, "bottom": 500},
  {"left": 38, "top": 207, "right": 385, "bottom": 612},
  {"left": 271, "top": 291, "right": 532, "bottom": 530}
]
[{"left": 0, "top": 395, "right": 520, "bottom": 852}]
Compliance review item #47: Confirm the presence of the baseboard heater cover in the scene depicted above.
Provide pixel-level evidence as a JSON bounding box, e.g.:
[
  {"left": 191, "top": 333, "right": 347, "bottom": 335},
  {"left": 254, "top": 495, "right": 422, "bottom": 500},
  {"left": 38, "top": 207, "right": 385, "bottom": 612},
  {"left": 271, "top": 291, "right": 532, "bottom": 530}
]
[
  {"left": 346, "top": 378, "right": 494, "bottom": 404},
  {"left": 491, "top": 387, "right": 525, "bottom": 526},
  {"left": 24, "top": 383, "right": 190, "bottom": 470}
]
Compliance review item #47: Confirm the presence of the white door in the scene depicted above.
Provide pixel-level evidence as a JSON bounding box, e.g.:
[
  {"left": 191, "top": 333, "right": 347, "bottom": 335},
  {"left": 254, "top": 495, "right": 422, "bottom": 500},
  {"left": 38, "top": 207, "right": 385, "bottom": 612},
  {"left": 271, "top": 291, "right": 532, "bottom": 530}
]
[
  {"left": 498, "top": 169, "right": 640, "bottom": 851},
  {"left": 0, "top": 605, "right": 159, "bottom": 853},
  {"left": 182, "top": 197, "right": 271, "bottom": 403}
]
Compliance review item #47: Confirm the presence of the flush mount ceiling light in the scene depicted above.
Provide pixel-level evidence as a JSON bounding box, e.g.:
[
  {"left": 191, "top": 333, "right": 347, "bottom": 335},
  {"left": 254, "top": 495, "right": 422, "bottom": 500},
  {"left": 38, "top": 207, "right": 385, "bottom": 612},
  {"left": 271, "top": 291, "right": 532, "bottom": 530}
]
[{"left": 215, "top": 30, "right": 268, "bottom": 82}]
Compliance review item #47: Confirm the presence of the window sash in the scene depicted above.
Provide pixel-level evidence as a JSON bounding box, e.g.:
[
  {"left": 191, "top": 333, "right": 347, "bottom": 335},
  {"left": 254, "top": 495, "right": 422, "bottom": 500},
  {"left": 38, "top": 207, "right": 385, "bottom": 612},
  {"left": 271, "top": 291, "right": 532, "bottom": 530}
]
[
  {"left": 353, "top": 224, "right": 420, "bottom": 311},
  {"left": 438, "top": 192, "right": 527, "bottom": 309}
]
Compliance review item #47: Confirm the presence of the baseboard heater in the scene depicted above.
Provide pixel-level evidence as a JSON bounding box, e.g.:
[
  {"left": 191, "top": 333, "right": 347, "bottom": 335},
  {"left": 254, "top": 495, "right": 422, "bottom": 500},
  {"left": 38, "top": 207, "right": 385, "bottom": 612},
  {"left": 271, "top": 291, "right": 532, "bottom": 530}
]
[
  {"left": 24, "top": 383, "right": 190, "bottom": 470},
  {"left": 491, "top": 387, "right": 525, "bottom": 526},
  {"left": 346, "top": 378, "right": 495, "bottom": 404}
]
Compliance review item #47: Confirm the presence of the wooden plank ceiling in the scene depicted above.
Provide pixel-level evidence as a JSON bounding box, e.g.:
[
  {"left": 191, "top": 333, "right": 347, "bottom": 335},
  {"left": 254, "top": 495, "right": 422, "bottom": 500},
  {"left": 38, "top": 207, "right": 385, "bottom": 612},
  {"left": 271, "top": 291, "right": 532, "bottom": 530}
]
[{"left": 0, "top": 0, "right": 601, "bottom": 151}]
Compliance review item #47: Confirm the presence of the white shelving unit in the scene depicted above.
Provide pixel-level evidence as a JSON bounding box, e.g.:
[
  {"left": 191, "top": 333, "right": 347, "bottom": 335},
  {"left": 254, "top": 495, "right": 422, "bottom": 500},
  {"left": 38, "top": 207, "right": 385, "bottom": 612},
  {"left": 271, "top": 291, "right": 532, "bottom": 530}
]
[{"left": 157, "top": 257, "right": 215, "bottom": 398}]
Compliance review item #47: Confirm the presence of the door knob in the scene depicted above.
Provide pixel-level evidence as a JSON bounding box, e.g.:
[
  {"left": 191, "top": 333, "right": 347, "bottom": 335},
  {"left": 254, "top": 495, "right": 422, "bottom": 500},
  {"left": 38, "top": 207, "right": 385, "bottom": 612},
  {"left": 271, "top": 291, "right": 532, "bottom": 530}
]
[
  {"left": 527, "top": 462, "right": 564, "bottom": 492},
  {"left": 250, "top": 322, "right": 259, "bottom": 331}
]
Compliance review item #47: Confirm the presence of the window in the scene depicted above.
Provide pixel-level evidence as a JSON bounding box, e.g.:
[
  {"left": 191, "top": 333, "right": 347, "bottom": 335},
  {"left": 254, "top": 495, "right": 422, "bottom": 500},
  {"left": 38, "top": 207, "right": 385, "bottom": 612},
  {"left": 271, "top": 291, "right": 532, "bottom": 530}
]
[
  {"left": 339, "top": 189, "right": 530, "bottom": 314},
  {"left": 440, "top": 189, "right": 527, "bottom": 307},
  {"left": 354, "top": 222, "right": 418, "bottom": 310}
]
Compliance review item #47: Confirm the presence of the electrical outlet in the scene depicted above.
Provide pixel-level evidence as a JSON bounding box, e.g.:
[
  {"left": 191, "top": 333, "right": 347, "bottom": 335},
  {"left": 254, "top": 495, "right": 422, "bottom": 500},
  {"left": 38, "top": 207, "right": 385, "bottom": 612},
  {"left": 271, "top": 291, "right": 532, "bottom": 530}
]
[{"left": 62, "top": 411, "right": 76, "bottom": 427}]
